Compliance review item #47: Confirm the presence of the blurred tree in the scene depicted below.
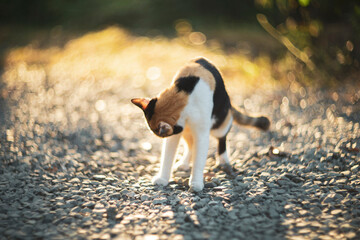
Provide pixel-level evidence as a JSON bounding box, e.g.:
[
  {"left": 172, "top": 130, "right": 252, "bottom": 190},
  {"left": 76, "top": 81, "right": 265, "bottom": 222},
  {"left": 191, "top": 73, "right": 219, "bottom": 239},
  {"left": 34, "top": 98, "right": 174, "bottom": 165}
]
[
  {"left": 255, "top": 0, "right": 360, "bottom": 76},
  {"left": 0, "top": 0, "right": 358, "bottom": 79}
]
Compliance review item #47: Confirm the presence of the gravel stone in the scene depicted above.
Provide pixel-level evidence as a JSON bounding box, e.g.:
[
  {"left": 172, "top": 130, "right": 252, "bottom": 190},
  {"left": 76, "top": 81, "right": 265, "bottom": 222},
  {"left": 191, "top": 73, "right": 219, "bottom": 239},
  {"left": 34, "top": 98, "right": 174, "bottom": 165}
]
[
  {"left": 126, "top": 191, "right": 135, "bottom": 198},
  {"left": 1, "top": 60, "right": 359, "bottom": 240},
  {"left": 204, "top": 182, "right": 217, "bottom": 188},
  {"left": 107, "top": 206, "right": 117, "bottom": 219},
  {"left": 153, "top": 198, "right": 167, "bottom": 205},
  {"left": 110, "top": 193, "right": 121, "bottom": 199},
  {"left": 82, "top": 201, "right": 96, "bottom": 209},
  {"left": 93, "top": 175, "right": 107, "bottom": 181},
  {"left": 140, "top": 194, "right": 150, "bottom": 201},
  {"left": 69, "top": 178, "right": 81, "bottom": 183}
]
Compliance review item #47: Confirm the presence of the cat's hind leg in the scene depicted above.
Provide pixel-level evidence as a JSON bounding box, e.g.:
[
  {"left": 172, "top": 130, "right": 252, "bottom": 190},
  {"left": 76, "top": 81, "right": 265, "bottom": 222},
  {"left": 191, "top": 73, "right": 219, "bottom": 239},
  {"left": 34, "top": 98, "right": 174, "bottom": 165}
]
[
  {"left": 216, "top": 135, "right": 236, "bottom": 176},
  {"left": 211, "top": 110, "right": 232, "bottom": 167},
  {"left": 217, "top": 136, "right": 230, "bottom": 166}
]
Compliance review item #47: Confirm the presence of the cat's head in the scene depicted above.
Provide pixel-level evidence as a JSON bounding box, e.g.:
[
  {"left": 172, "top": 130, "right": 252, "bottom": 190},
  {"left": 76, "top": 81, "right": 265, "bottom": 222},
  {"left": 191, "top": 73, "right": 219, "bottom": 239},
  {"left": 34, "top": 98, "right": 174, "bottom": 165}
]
[{"left": 131, "top": 98, "right": 183, "bottom": 138}]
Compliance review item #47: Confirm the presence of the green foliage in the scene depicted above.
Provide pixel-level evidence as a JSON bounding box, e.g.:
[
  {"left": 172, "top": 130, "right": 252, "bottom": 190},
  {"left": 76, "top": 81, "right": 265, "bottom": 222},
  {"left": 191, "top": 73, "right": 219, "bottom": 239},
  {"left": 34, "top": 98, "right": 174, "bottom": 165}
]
[
  {"left": 256, "top": 0, "right": 360, "bottom": 78},
  {"left": 298, "top": 0, "right": 310, "bottom": 7}
]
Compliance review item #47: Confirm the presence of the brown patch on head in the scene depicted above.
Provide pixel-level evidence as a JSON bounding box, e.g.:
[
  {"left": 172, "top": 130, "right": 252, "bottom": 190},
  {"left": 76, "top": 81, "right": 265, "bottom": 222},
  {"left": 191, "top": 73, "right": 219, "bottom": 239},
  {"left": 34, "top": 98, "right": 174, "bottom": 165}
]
[
  {"left": 173, "top": 61, "right": 216, "bottom": 91},
  {"left": 147, "top": 85, "right": 189, "bottom": 136}
]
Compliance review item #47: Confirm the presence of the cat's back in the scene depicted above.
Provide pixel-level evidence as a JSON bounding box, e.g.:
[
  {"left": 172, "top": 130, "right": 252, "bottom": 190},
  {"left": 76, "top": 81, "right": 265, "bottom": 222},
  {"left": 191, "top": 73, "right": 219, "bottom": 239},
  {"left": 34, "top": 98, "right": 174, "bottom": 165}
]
[
  {"left": 172, "top": 57, "right": 217, "bottom": 92},
  {"left": 169, "top": 57, "right": 231, "bottom": 127},
  {"left": 173, "top": 57, "right": 231, "bottom": 128}
]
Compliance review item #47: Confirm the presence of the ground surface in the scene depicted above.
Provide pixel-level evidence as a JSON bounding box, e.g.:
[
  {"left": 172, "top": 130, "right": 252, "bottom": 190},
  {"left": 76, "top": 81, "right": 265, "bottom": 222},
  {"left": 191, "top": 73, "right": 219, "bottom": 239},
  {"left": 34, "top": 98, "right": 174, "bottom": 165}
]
[{"left": 0, "top": 28, "right": 360, "bottom": 240}]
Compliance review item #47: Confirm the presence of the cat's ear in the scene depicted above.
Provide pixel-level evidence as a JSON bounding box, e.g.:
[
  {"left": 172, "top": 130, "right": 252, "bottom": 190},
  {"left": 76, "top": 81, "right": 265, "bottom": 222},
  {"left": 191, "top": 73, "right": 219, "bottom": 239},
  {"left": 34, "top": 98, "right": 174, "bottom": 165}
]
[
  {"left": 131, "top": 98, "right": 150, "bottom": 111},
  {"left": 173, "top": 125, "right": 183, "bottom": 134}
]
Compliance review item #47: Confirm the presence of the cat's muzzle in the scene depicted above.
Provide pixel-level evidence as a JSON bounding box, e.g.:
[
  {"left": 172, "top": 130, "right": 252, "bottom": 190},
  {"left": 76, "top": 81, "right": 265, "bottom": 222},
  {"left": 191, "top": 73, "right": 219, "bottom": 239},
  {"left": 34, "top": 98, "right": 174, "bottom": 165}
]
[{"left": 158, "top": 121, "right": 172, "bottom": 137}]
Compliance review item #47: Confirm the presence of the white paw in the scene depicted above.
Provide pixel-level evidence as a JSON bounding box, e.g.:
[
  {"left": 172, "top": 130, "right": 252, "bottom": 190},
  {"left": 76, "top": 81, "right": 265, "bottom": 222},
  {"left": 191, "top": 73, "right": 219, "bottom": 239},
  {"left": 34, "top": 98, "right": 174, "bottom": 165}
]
[
  {"left": 217, "top": 152, "right": 230, "bottom": 165},
  {"left": 152, "top": 176, "right": 169, "bottom": 186},
  {"left": 174, "top": 161, "right": 190, "bottom": 171},
  {"left": 189, "top": 181, "right": 204, "bottom": 192}
]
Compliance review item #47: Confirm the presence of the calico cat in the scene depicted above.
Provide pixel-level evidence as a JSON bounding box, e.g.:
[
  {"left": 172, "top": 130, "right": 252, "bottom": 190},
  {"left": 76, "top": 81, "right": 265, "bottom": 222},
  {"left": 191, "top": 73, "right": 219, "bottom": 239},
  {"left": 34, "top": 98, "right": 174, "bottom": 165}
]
[{"left": 132, "top": 57, "right": 270, "bottom": 192}]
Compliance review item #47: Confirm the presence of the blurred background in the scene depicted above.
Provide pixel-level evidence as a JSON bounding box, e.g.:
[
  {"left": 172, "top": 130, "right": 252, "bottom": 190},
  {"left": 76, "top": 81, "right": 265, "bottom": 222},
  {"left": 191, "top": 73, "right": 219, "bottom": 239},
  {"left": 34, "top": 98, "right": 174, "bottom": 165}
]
[
  {"left": 1, "top": 2, "right": 360, "bottom": 240},
  {"left": 0, "top": 0, "right": 359, "bottom": 87}
]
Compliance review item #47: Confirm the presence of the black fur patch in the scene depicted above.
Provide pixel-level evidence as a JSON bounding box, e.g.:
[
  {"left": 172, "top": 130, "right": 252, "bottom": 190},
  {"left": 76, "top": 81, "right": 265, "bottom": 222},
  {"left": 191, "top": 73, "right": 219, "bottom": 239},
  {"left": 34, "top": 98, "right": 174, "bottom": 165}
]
[
  {"left": 173, "top": 125, "right": 183, "bottom": 134},
  {"left": 218, "top": 136, "right": 227, "bottom": 155},
  {"left": 144, "top": 98, "right": 157, "bottom": 121},
  {"left": 195, "top": 58, "right": 231, "bottom": 129},
  {"left": 175, "top": 76, "right": 200, "bottom": 94},
  {"left": 255, "top": 116, "right": 270, "bottom": 131}
]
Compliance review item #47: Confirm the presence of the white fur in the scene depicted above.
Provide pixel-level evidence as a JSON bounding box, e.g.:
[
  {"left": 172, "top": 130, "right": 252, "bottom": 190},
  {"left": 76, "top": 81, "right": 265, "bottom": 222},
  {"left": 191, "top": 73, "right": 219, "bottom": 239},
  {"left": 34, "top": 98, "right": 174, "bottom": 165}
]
[
  {"left": 183, "top": 80, "right": 213, "bottom": 191},
  {"left": 211, "top": 117, "right": 217, "bottom": 126},
  {"left": 217, "top": 151, "right": 230, "bottom": 165},
  {"left": 154, "top": 79, "right": 213, "bottom": 192}
]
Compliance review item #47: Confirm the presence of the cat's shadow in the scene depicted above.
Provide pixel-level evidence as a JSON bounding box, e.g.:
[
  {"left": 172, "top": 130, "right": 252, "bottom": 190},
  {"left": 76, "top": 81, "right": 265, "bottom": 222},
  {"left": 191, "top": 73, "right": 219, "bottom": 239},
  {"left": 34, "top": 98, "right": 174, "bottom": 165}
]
[
  {"left": 156, "top": 180, "right": 287, "bottom": 240},
  {"left": 153, "top": 161, "right": 291, "bottom": 239},
  {"left": 171, "top": 161, "right": 239, "bottom": 188}
]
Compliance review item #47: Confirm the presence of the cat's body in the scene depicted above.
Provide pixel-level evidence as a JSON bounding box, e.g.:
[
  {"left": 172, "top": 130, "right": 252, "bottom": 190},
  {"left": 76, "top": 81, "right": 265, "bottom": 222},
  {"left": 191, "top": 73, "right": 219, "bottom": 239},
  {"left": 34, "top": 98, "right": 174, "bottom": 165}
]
[{"left": 132, "top": 57, "right": 270, "bottom": 191}]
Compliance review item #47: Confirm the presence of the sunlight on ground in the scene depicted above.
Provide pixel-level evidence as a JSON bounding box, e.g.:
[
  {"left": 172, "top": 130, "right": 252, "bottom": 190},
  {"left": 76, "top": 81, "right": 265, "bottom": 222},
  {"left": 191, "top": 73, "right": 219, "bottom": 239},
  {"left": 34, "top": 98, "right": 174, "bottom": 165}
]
[
  {"left": 3, "top": 26, "right": 304, "bottom": 97},
  {"left": 2, "top": 26, "right": 360, "bottom": 240}
]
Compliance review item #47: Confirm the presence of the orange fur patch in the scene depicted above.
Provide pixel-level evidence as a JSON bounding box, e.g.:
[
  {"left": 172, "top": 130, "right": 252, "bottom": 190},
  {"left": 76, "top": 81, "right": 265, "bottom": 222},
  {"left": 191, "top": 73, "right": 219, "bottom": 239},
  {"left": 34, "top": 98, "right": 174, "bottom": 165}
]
[
  {"left": 182, "top": 126, "right": 193, "bottom": 149},
  {"left": 220, "top": 108, "right": 233, "bottom": 129},
  {"left": 148, "top": 85, "right": 189, "bottom": 132},
  {"left": 172, "top": 61, "right": 216, "bottom": 91}
]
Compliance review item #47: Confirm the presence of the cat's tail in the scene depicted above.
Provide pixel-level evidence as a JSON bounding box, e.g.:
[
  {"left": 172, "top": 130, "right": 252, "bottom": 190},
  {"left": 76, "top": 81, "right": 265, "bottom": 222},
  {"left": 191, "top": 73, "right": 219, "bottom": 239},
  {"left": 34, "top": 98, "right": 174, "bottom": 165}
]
[{"left": 231, "top": 106, "right": 270, "bottom": 131}]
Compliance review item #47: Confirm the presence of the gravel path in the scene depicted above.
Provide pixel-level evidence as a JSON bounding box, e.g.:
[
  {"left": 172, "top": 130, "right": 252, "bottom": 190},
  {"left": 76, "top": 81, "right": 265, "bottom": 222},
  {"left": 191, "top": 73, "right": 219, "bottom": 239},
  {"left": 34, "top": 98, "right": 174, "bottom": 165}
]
[{"left": 0, "top": 71, "right": 360, "bottom": 240}]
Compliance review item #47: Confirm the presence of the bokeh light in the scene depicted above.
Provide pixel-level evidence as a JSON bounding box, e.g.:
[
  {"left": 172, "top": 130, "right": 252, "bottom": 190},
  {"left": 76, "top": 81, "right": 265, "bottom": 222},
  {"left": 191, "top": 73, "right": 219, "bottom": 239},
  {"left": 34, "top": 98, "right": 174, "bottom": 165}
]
[{"left": 146, "top": 66, "right": 161, "bottom": 81}]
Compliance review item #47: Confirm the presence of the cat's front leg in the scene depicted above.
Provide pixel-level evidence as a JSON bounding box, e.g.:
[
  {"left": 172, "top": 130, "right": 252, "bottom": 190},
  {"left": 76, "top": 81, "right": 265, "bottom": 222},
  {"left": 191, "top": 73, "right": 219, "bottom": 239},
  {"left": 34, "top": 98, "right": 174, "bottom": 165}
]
[
  {"left": 189, "top": 131, "right": 210, "bottom": 192},
  {"left": 174, "top": 127, "right": 192, "bottom": 171},
  {"left": 174, "top": 140, "right": 191, "bottom": 171},
  {"left": 152, "top": 133, "right": 181, "bottom": 186}
]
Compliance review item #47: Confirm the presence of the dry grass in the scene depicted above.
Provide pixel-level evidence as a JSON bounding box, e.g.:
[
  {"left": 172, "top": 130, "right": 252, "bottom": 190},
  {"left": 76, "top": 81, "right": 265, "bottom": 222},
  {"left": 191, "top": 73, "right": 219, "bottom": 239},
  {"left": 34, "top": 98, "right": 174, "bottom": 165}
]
[{"left": 3, "top": 26, "right": 308, "bottom": 98}]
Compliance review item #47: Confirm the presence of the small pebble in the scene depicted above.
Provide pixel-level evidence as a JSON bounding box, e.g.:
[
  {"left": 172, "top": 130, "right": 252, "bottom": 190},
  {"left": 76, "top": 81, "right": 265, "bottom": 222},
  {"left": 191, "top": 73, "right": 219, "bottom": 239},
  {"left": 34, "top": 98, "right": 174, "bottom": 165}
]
[{"left": 93, "top": 175, "right": 107, "bottom": 181}]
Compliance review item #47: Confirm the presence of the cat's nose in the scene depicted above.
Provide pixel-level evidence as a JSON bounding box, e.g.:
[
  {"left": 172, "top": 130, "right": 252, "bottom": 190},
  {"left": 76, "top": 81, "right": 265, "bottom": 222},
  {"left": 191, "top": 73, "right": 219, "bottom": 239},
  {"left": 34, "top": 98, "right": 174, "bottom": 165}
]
[
  {"left": 158, "top": 122, "right": 171, "bottom": 137},
  {"left": 159, "top": 127, "right": 167, "bottom": 136}
]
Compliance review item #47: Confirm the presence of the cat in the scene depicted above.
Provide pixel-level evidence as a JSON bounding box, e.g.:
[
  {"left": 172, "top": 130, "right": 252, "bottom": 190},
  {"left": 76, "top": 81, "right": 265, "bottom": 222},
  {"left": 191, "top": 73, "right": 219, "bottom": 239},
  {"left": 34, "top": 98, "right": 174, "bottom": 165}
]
[{"left": 131, "top": 57, "right": 270, "bottom": 192}]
